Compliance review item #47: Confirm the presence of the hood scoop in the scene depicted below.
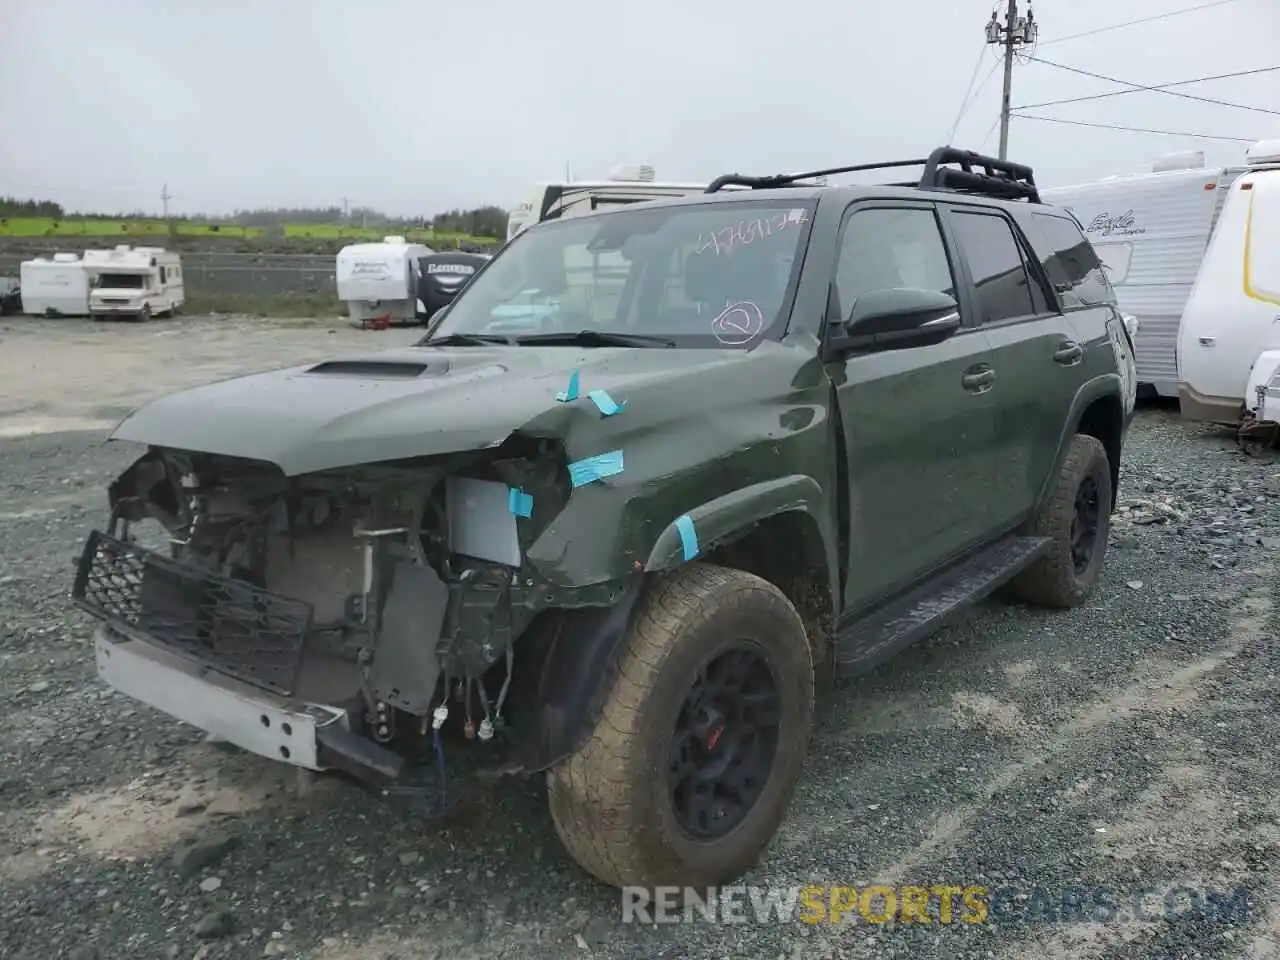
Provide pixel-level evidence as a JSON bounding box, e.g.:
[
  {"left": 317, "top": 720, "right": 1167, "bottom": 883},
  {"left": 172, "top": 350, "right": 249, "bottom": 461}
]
[{"left": 303, "top": 359, "right": 448, "bottom": 379}]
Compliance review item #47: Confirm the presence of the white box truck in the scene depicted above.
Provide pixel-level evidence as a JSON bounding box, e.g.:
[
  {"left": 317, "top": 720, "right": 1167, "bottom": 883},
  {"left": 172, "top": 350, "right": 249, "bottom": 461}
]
[
  {"left": 18, "top": 253, "right": 91, "bottom": 316},
  {"left": 1040, "top": 152, "right": 1246, "bottom": 397}
]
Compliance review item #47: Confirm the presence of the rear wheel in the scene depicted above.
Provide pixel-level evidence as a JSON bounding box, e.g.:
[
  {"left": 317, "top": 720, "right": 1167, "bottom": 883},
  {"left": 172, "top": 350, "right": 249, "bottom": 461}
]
[
  {"left": 1008, "top": 434, "right": 1112, "bottom": 608},
  {"left": 547, "top": 563, "right": 814, "bottom": 888}
]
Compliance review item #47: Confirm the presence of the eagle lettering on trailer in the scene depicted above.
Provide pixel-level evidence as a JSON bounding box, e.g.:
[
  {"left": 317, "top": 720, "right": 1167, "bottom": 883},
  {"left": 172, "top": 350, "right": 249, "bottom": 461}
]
[{"left": 1082, "top": 210, "right": 1146, "bottom": 238}]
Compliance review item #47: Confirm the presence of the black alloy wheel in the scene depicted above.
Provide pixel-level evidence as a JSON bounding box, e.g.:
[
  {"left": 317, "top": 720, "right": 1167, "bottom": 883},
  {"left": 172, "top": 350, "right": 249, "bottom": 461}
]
[
  {"left": 1070, "top": 474, "right": 1101, "bottom": 574},
  {"left": 668, "top": 644, "right": 782, "bottom": 841}
]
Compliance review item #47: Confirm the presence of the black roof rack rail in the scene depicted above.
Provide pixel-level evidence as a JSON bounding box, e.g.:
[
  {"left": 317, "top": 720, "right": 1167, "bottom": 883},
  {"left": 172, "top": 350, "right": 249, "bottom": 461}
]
[{"left": 704, "top": 145, "right": 1041, "bottom": 203}]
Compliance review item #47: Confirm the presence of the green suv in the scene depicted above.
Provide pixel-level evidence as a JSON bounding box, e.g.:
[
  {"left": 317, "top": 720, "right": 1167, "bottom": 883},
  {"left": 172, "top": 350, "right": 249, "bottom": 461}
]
[{"left": 73, "top": 147, "right": 1137, "bottom": 890}]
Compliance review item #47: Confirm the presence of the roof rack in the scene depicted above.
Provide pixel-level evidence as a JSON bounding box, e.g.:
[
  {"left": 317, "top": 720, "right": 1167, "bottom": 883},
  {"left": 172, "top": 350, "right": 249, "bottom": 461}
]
[{"left": 704, "top": 146, "right": 1041, "bottom": 203}]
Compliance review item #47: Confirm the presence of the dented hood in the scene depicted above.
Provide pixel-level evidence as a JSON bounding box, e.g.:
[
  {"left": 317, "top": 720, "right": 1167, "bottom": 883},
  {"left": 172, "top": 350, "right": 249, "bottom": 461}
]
[{"left": 109, "top": 345, "right": 747, "bottom": 475}]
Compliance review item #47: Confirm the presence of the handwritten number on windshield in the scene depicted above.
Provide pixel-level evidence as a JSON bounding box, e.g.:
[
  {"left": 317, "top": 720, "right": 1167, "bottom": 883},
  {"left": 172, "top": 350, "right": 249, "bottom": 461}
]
[{"left": 693, "top": 209, "right": 809, "bottom": 256}]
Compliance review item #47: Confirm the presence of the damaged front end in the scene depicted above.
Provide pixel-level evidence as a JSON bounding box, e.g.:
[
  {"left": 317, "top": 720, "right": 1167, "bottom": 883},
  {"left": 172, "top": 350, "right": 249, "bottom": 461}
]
[{"left": 73, "top": 436, "right": 638, "bottom": 802}]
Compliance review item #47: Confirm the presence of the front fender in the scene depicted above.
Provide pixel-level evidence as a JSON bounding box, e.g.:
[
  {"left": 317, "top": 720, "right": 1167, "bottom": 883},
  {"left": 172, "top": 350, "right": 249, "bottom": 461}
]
[{"left": 643, "top": 474, "right": 827, "bottom": 571}]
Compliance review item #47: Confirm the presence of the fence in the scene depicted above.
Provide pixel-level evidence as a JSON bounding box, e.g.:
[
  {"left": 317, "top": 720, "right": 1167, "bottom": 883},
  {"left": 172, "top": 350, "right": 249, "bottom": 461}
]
[{"left": 0, "top": 249, "right": 337, "bottom": 300}]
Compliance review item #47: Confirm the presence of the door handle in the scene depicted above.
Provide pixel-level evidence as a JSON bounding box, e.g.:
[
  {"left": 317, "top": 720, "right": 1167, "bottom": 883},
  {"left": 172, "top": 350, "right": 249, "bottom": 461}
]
[
  {"left": 962, "top": 367, "right": 996, "bottom": 392},
  {"left": 1199, "top": 336, "right": 1215, "bottom": 347},
  {"left": 1054, "top": 340, "right": 1084, "bottom": 365}
]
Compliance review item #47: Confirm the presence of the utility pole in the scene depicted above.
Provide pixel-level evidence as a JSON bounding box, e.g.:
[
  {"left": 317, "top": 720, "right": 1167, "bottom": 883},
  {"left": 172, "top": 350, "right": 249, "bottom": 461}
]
[
  {"left": 160, "top": 183, "right": 172, "bottom": 220},
  {"left": 341, "top": 197, "right": 350, "bottom": 221},
  {"left": 985, "top": 1, "right": 1038, "bottom": 160}
]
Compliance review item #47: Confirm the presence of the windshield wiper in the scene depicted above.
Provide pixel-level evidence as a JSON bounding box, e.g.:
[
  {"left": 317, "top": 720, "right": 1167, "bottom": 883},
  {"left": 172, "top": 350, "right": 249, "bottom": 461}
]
[
  {"left": 418, "top": 332, "right": 513, "bottom": 347},
  {"left": 512, "top": 330, "right": 676, "bottom": 348}
]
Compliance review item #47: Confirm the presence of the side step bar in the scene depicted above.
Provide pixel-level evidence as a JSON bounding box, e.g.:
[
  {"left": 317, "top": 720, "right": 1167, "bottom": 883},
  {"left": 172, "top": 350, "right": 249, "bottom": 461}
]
[{"left": 834, "top": 536, "right": 1052, "bottom": 676}]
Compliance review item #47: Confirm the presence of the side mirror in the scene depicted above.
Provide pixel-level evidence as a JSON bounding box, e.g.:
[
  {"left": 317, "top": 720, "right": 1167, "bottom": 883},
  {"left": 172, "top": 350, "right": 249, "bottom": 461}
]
[{"left": 824, "top": 287, "right": 961, "bottom": 357}]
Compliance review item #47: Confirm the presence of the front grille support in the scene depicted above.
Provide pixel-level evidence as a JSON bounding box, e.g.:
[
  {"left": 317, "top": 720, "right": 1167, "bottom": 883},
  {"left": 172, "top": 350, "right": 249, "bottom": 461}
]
[{"left": 73, "top": 529, "right": 314, "bottom": 696}]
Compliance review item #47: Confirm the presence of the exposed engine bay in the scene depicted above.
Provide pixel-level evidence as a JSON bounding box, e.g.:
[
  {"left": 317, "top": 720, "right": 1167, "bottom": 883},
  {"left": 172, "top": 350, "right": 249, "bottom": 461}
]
[{"left": 73, "top": 434, "right": 634, "bottom": 784}]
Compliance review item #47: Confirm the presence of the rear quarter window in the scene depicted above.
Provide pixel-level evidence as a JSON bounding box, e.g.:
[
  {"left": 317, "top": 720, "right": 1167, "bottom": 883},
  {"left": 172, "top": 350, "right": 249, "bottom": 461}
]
[{"left": 1028, "top": 213, "right": 1116, "bottom": 309}]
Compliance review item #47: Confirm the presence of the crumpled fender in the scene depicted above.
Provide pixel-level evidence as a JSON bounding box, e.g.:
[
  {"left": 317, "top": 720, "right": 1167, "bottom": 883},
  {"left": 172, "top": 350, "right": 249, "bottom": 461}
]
[{"left": 516, "top": 344, "right": 837, "bottom": 596}]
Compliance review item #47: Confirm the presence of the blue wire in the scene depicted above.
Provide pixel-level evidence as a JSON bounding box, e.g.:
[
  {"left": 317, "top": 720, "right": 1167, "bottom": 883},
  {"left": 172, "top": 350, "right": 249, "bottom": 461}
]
[{"left": 432, "top": 727, "right": 446, "bottom": 808}]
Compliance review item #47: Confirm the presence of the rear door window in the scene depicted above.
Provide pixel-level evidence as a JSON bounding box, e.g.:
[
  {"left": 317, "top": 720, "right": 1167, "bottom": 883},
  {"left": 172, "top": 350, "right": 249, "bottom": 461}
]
[
  {"left": 1028, "top": 213, "right": 1115, "bottom": 308},
  {"left": 948, "top": 211, "right": 1038, "bottom": 324}
]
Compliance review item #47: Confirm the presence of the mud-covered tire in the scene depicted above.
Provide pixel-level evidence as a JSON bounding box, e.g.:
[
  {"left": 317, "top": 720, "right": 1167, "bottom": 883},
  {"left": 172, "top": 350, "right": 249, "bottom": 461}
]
[
  {"left": 547, "top": 563, "right": 814, "bottom": 889},
  {"left": 1008, "top": 434, "right": 1112, "bottom": 608}
]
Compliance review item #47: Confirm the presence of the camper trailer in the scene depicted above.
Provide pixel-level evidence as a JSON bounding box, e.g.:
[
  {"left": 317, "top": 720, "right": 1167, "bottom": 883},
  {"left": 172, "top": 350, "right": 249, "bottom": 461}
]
[
  {"left": 504, "top": 164, "right": 759, "bottom": 241},
  {"left": 83, "top": 245, "right": 184, "bottom": 321},
  {"left": 18, "top": 253, "right": 91, "bottom": 316},
  {"left": 336, "top": 235, "right": 433, "bottom": 325},
  {"left": 1177, "top": 140, "right": 1280, "bottom": 430},
  {"left": 1040, "top": 153, "right": 1247, "bottom": 397}
]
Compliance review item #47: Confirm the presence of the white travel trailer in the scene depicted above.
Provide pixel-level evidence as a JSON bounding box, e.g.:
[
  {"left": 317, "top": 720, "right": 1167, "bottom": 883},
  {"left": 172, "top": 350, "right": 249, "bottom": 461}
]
[
  {"left": 504, "top": 164, "right": 759, "bottom": 241},
  {"left": 336, "top": 235, "right": 433, "bottom": 325},
  {"left": 1040, "top": 152, "right": 1247, "bottom": 397},
  {"left": 83, "top": 245, "right": 185, "bottom": 321},
  {"left": 1177, "top": 140, "right": 1280, "bottom": 430},
  {"left": 19, "top": 253, "right": 91, "bottom": 316}
]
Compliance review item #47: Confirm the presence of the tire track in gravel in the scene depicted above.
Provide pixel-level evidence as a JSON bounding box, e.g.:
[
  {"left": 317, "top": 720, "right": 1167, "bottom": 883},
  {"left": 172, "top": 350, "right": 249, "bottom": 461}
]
[{"left": 810, "top": 574, "right": 1279, "bottom": 960}]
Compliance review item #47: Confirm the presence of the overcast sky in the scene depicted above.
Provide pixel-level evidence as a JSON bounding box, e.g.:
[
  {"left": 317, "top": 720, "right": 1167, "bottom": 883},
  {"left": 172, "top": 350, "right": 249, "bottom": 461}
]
[{"left": 1, "top": 0, "right": 1277, "bottom": 217}]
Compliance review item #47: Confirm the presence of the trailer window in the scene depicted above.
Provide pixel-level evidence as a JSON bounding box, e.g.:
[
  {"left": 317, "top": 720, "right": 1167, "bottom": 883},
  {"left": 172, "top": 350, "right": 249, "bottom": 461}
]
[
  {"left": 1029, "top": 213, "right": 1114, "bottom": 308},
  {"left": 159, "top": 267, "right": 167, "bottom": 283}
]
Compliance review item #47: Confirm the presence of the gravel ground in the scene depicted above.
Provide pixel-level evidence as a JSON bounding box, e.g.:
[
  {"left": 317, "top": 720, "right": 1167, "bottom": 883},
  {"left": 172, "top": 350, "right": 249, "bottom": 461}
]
[{"left": 3, "top": 316, "right": 1280, "bottom": 960}]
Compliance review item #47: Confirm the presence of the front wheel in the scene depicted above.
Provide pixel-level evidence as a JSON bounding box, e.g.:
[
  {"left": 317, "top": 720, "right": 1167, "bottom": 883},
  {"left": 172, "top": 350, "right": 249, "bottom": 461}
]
[
  {"left": 1008, "top": 433, "right": 1113, "bottom": 608},
  {"left": 547, "top": 563, "right": 814, "bottom": 889}
]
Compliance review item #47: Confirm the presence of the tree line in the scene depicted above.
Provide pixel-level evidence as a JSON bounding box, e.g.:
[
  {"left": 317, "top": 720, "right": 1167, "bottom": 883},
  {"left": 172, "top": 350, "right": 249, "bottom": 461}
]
[{"left": 0, "top": 197, "right": 510, "bottom": 239}]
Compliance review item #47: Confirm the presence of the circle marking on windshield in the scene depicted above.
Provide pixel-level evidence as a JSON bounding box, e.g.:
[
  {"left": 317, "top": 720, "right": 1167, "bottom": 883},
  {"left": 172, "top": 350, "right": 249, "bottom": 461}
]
[{"left": 711, "top": 301, "right": 764, "bottom": 345}]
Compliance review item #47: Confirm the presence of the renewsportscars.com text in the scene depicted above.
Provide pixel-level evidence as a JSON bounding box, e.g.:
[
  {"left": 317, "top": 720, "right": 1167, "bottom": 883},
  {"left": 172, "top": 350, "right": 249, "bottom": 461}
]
[{"left": 621, "top": 884, "right": 1252, "bottom": 926}]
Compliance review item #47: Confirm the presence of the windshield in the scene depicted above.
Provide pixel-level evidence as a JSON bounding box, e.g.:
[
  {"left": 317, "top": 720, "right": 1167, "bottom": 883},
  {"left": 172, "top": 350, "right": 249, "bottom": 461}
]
[
  {"left": 424, "top": 199, "right": 815, "bottom": 347},
  {"left": 94, "top": 272, "right": 147, "bottom": 289}
]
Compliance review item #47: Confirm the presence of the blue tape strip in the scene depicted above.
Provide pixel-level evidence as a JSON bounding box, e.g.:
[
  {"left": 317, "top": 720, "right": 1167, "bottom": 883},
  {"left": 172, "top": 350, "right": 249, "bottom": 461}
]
[
  {"left": 555, "top": 369, "right": 581, "bottom": 403},
  {"left": 674, "top": 514, "right": 699, "bottom": 562},
  {"left": 567, "top": 450, "right": 625, "bottom": 488},
  {"left": 508, "top": 487, "right": 534, "bottom": 518},
  {"left": 587, "top": 389, "right": 626, "bottom": 417}
]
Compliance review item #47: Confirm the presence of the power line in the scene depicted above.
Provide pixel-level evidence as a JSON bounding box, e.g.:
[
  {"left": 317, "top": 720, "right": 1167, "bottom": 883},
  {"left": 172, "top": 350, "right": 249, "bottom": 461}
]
[
  {"left": 945, "top": 45, "right": 991, "bottom": 143},
  {"left": 1037, "top": 0, "right": 1245, "bottom": 46},
  {"left": 1028, "top": 55, "right": 1280, "bottom": 116},
  {"left": 978, "top": 112, "right": 1003, "bottom": 153},
  {"left": 950, "top": 57, "right": 1005, "bottom": 143},
  {"left": 1010, "top": 113, "right": 1257, "bottom": 142},
  {"left": 1014, "top": 64, "right": 1280, "bottom": 110}
]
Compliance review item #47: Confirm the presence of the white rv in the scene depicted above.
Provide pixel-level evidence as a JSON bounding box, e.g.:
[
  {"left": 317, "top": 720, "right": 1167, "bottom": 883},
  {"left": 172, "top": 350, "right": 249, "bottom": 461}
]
[
  {"left": 505, "top": 164, "right": 755, "bottom": 241},
  {"left": 1040, "top": 152, "right": 1246, "bottom": 397},
  {"left": 19, "top": 253, "right": 91, "bottom": 316},
  {"left": 1177, "top": 139, "right": 1280, "bottom": 428},
  {"left": 336, "top": 235, "right": 433, "bottom": 325},
  {"left": 83, "top": 245, "right": 184, "bottom": 321}
]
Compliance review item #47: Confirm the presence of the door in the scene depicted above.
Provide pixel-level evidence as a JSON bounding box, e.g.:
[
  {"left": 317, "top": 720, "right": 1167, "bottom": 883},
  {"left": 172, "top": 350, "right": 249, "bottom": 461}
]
[
  {"left": 942, "top": 206, "right": 1088, "bottom": 531},
  {"left": 825, "top": 202, "right": 998, "bottom": 611},
  {"left": 1025, "top": 208, "right": 1123, "bottom": 402}
]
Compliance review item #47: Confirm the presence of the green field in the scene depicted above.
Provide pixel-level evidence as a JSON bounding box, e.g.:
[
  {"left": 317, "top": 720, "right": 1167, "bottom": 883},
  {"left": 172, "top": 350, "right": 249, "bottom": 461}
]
[{"left": 0, "top": 216, "right": 498, "bottom": 247}]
